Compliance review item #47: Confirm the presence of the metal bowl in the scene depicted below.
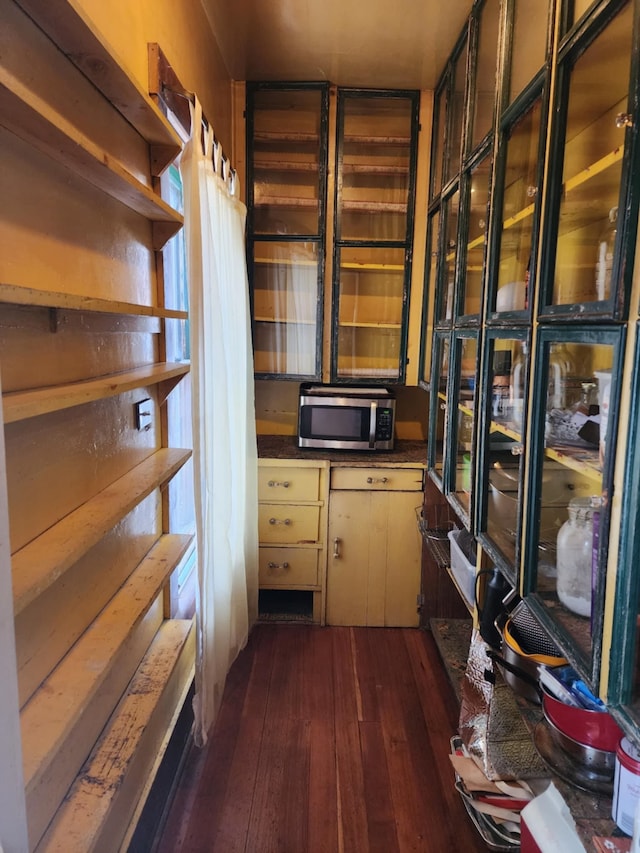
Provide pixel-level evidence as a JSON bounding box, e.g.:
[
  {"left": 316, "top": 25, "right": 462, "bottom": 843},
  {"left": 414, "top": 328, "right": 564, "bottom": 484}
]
[
  {"left": 542, "top": 708, "right": 615, "bottom": 776},
  {"left": 541, "top": 683, "right": 623, "bottom": 752}
]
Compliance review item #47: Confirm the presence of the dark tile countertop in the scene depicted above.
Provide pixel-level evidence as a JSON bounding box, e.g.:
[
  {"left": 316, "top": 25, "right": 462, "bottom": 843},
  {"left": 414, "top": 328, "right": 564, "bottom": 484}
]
[
  {"left": 430, "top": 617, "right": 623, "bottom": 851},
  {"left": 257, "top": 434, "right": 427, "bottom": 465}
]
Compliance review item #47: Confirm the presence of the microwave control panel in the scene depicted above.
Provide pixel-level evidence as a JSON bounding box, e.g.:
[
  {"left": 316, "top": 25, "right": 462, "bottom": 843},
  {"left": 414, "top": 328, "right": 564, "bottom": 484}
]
[{"left": 376, "top": 408, "right": 394, "bottom": 441}]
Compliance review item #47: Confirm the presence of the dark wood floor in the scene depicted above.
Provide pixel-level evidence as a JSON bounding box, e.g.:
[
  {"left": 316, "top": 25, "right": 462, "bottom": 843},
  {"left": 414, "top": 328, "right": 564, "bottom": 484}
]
[{"left": 155, "top": 623, "right": 489, "bottom": 853}]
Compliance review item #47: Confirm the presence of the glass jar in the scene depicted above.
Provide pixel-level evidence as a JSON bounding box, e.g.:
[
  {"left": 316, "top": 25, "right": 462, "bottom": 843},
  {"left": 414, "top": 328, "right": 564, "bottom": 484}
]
[{"left": 556, "top": 497, "right": 595, "bottom": 617}]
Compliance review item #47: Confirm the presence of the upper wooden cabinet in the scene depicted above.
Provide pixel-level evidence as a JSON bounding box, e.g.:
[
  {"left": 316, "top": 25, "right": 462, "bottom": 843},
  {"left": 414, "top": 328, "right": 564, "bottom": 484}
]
[
  {"left": 246, "top": 84, "right": 420, "bottom": 384},
  {"left": 421, "top": 0, "right": 640, "bottom": 735},
  {"left": 246, "top": 83, "right": 329, "bottom": 379}
]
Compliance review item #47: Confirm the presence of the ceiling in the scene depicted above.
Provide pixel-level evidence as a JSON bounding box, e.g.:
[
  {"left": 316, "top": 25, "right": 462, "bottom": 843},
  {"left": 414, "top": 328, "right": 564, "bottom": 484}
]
[{"left": 200, "top": 0, "right": 471, "bottom": 91}]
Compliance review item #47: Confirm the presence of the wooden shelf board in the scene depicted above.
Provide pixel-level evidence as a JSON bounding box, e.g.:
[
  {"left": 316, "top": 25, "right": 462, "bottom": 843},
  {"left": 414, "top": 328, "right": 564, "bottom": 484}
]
[
  {"left": 13, "top": 0, "right": 181, "bottom": 170},
  {"left": 544, "top": 445, "right": 602, "bottom": 484},
  {"left": 27, "top": 614, "right": 195, "bottom": 852},
  {"left": 254, "top": 257, "right": 317, "bottom": 267},
  {"left": 502, "top": 201, "right": 535, "bottom": 231},
  {"left": 564, "top": 146, "right": 623, "bottom": 196},
  {"left": 342, "top": 199, "right": 407, "bottom": 213},
  {"left": 0, "top": 71, "right": 183, "bottom": 241},
  {"left": 343, "top": 163, "right": 409, "bottom": 175},
  {"left": 3, "top": 362, "right": 190, "bottom": 424},
  {"left": 254, "top": 315, "right": 316, "bottom": 326},
  {"left": 338, "top": 321, "right": 402, "bottom": 329},
  {"left": 254, "top": 196, "right": 318, "bottom": 209},
  {"left": 340, "top": 262, "right": 404, "bottom": 271},
  {"left": 0, "top": 283, "right": 187, "bottom": 319},
  {"left": 254, "top": 131, "right": 319, "bottom": 143},
  {"left": 12, "top": 447, "right": 192, "bottom": 616},
  {"left": 344, "top": 134, "right": 411, "bottom": 145},
  {"left": 253, "top": 160, "right": 318, "bottom": 172},
  {"left": 21, "top": 534, "right": 192, "bottom": 787}
]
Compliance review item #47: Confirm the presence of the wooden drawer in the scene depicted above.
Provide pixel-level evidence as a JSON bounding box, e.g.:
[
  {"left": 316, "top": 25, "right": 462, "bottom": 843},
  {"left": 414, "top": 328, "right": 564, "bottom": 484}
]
[
  {"left": 330, "top": 467, "right": 424, "bottom": 492},
  {"left": 258, "top": 503, "right": 320, "bottom": 544},
  {"left": 258, "top": 466, "right": 320, "bottom": 501},
  {"left": 259, "top": 548, "right": 318, "bottom": 586}
]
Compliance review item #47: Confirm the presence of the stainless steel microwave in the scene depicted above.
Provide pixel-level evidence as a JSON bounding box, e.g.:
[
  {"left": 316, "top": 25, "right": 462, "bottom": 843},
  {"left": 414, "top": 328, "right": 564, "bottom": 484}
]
[{"left": 297, "top": 384, "right": 396, "bottom": 451}]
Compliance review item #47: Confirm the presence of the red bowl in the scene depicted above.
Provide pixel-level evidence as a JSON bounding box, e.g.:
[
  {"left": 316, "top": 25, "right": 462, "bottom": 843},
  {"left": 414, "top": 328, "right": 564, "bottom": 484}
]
[{"left": 541, "top": 684, "right": 623, "bottom": 752}]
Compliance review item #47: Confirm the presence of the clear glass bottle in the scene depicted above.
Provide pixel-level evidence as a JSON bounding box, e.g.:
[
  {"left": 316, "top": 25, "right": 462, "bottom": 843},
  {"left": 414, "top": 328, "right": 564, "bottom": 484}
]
[
  {"left": 595, "top": 206, "right": 617, "bottom": 301},
  {"left": 556, "top": 497, "right": 595, "bottom": 617}
]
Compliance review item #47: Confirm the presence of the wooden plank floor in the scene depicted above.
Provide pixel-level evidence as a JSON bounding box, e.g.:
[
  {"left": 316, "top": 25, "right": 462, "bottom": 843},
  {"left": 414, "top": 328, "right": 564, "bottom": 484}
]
[{"left": 154, "top": 624, "right": 489, "bottom": 853}]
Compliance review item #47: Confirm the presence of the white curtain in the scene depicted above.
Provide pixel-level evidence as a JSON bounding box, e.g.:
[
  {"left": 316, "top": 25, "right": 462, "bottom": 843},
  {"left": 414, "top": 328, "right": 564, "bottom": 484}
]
[{"left": 180, "top": 98, "right": 259, "bottom": 747}]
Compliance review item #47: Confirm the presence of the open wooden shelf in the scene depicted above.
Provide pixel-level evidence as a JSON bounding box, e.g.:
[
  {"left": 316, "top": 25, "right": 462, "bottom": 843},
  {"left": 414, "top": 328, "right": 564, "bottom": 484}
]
[
  {"left": 22, "top": 538, "right": 193, "bottom": 847},
  {"left": 338, "top": 321, "right": 402, "bottom": 329},
  {"left": 254, "top": 195, "right": 318, "bottom": 209},
  {"left": 2, "top": 362, "right": 190, "bottom": 424},
  {"left": 0, "top": 282, "right": 188, "bottom": 319},
  {"left": 343, "top": 163, "right": 409, "bottom": 175},
  {"left": 12, "top": 447, "right": 191, "bottom": 616},
  {"left": 0, "top": 71, "right": 183, "bottom": 250},
  {"left": 37, "top": 616, "right": 194, "bottom": 853},
  {"left": 14, "top": 0, "right": 181, "bottom": 175},
  {"left": 36, "top": 616, "right": 194, "bottom": 852}
]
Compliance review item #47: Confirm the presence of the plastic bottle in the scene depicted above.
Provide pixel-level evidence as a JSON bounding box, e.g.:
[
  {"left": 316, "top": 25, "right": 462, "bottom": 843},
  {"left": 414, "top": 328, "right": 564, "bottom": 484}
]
[{"left": 595, "top": 206, "right": 617, "bottom": 301}]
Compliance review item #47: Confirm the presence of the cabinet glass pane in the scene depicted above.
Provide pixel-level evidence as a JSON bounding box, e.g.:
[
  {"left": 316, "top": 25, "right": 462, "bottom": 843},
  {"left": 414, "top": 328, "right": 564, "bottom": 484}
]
[
  {"left": 445, "top": 39, "right": 468, "bottom": 184},
  {"left": 453, "top": 335, "right": 478, "bottom": 516},
  {"left": 431, "top": 335, "right": 450, "bottom": 479},
  {"left": 252, "top": 240, "right": 319, "bottom": 376},
  {"left": 532, "top": 339, "right": 613, "bottom": 665},
  {"left": 461, "top": 156, "right": 491, "bottom": 317},
  {"left": 339, "top": 97, "right": 413, "bottom": 242},
  {"left": 251, "top": 89, "right": 324, "bottom": 236},
  {"left": 485, "top": 337, "right": 528, "bottom": 571},
  {"left": 495, "top": 97, "right": 542, "bottom": 312},
  {"left": 431, "top": 82, "right": 448, "bottom": 199},
  {"left": 507, "top": 0, "right": 549, "bottom": 104},
  {"left": 438, "top": 188, "right": 460, "bottom": 323},
  {"left": 551, "top": 5, "right": 632, "bottom": 307},
  {"left": 421, "top": 209, "right": 440, "bottom": 384},
  {"left": 470, "top": 0, "right": 500, "bottom": 150},
  {"left": 335, "top": 246, "right": 405, "bottom": 379}
]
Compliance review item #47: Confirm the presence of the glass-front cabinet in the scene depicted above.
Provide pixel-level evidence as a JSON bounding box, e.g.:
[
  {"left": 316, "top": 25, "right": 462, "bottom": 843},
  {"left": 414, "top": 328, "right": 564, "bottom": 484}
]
[
  {"left": 247, "top": 84, "right": 420, "bottom": 384},
  {"left": 247, "top": 83, "right": 329, "bottom": 379},
  {"left": 332, "top": 90, "right": 419, "bottom": 381},
  {"left": 422, "top": 0, "right": 640, "bottom": 731}
]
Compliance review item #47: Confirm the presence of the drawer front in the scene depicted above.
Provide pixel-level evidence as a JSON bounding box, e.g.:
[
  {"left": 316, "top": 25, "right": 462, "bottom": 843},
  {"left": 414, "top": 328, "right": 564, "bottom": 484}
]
[
  {"left": 330, "top": 467, "right": 424, "bottom": 492},
  {"left": 259, "top": 548, "right": 318, "bottom": 586},
  {"left": 259, "top": 466, "right": 320, "bottom": 502},
  {"left": 258, "top": 503, "right": 320, "bottom": 544}
]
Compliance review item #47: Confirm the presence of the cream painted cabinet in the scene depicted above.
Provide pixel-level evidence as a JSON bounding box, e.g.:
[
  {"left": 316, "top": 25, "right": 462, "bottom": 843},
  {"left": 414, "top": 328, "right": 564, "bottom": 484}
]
[
  {"left": 258, "top": 459, "right": 329, "bottom": 623},
  {"left": 326, "top": 466, "right": 425, "bottom": 626}
]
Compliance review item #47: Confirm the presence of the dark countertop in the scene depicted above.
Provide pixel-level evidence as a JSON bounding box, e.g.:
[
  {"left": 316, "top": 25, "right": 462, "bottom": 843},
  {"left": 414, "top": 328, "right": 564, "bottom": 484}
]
[
  {"left": 430, "top": 617, "right": 623, "bottom": 851},
  {"left": 257, "top": 434, "right": 427, "bottom": 465}
]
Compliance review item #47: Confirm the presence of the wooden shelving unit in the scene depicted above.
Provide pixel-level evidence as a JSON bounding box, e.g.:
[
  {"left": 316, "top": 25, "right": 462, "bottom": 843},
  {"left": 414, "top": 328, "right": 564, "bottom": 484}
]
[
  {"left": 0, "top": 72, "right": 183, "bottom": 250},
  {"left": 12, "top": 448, "right": 191, "bottom": 616},
  {"left": 1, "top": 6, "right": 195, "bottom": 849}
]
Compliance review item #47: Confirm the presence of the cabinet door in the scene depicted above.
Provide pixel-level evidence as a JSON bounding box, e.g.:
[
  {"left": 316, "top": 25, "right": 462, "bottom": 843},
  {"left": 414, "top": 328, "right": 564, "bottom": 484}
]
[
  {"left": 522, "top": 329, "right": 623, "bottom": 679},
  {"left": 247, "top": 84, "right": 329, "bottom": 380},
  {"left": 540, "top": 1, "right": 635, "bottom": 318},
  {"left": 326, "top": 488, "right": 421, "bottom": 627},
  {"left": 332, "top": 90, "right": 419, "bottom": 382}
]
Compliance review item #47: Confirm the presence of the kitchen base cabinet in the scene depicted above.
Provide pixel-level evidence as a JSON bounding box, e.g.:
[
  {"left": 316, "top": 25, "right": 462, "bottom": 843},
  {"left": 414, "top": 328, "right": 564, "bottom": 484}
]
[
  {"left": 258, "top": 459, "right": 329, "bottom": 624},
  {"left": 326, "top": 466, "right": 425, "bottom": 626}
]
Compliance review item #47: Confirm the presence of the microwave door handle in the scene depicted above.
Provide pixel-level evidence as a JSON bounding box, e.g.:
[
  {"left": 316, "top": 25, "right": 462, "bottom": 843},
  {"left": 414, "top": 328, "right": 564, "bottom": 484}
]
[{"left": 369, "top": 401, "right": 377, "bottom": 449}]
